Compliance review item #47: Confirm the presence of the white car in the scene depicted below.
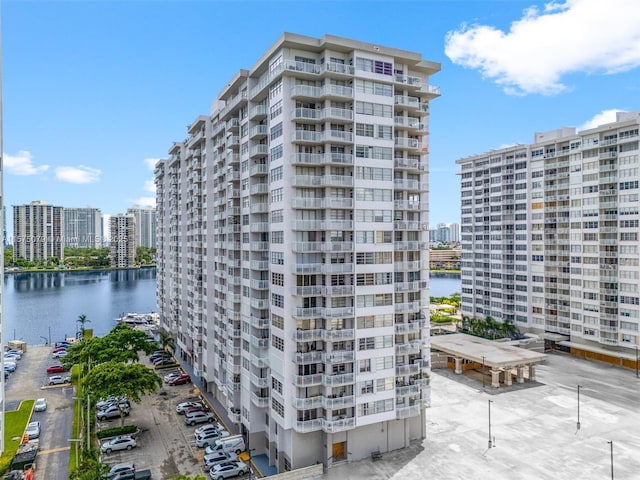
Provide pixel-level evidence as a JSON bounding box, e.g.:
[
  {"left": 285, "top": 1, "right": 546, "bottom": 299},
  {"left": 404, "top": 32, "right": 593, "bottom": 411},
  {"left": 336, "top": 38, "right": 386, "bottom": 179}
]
[
  {"left": 184, "top": 410, "right": 216, "bottom": 426},
  {"left": 100, "top": 436, "right": 137, "bottom": 453},
  {"left": 26, "top": 421, "right": 41, "bottom": 439},
  {"left": 195, "top": 423, "right": 225, "bottom": 436},
  {"left": 52, "top": 350, "right": 68, "bottom": 359},
  {"left": 48, "top": 375, "right": 71, "bottom": 385},
  {"left": 164, "top": 372, "right": 181, "bottom": 383},
  {"left": 209, "top": 460, "right": 249, "bottom": 480},
  {"left": 203, "top": 451, "right": 237, "bottom": 469},
  {"left": 195, "top": 428, "right": 230, "bottom": 448},
  {"left": 6, "top": 349, "right": 23, "bottom": 359},
  {"left": 175, "top": 401, "right": 204, "bottom": 414},
  {"left": 34, "top": 398, "right": 47, "bottom": 412}
]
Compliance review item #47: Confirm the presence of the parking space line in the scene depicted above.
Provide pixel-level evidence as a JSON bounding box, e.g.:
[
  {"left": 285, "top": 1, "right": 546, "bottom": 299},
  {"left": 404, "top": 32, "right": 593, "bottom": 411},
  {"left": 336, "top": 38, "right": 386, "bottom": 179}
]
[{"left": 39, "top": 446, "right": 70, "bottom": 455}]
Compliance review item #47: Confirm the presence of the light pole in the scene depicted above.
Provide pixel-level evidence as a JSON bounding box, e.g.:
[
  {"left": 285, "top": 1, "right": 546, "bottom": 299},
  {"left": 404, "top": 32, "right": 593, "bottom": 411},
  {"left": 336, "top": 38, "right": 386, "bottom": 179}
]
[
  {"left": 481, "top": 356, "right": 486, "bottom": 391},
  {"left": 577, "top": 385, "right": 581, "bottom": 431},
  {"left": 607, "top": 440, "right": 614, "bottom": 479},
  {"left": 487, "top": 399, "right": 494, "bottom": 449}
]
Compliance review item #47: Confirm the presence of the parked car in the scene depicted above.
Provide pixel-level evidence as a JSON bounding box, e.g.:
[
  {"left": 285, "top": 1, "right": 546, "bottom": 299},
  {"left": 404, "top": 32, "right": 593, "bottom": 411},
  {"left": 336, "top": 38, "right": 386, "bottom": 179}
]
[
  {"left": 55, "top": 341, "right": 72, "bottom": 348},
  {"left": 34, "top": 398, "right": 47, "bottom": 412},
  {"left": 97, "top": 404, "right": 130, "bottom": 421},
  {"left": 7, "top": 349, "right": 23, "bottom": 359},
  {"left": 185, "top": 404, "right": 211, "bottom": 415},
  {"left": 46, "top": 364, "right": 68, "bottom": 374},
  {"left": 52, "top": 350, "right": 68, "bottom": 359},
  {"left": 205, "top": 435, "right": 245, "bottom": 455},
  {"left": 4, "top": 362, "right": 16, "bottom": 373},
  {"left": 100, "top": 436, "right": 137, "bottom": 453},
  {"left": 168, "top": 374, "right": 191, "bottom": 386},
  {"left": 5, "top": 351, "right": 21, "bottom": 361},
  {"left": 164, "top": 372, "right": 181, "bottom": 383},
  {"left": 97, "top": 397, "right": 130, "bottom": 411},
  {"left": 195, "top": 428, "right": 230, "bottom": 448},
  {"left": 48, "top": 375, "right": 71, "bottom": 385},
  {"left": 203, "top": 451, "right": 237, "bottom": 470},
  {"left": 153, "top": 357, "right": 175, "bottom": 366},
  {"left": 106, "top": 462, "right": 136, "bottom": 479},
  {"left": 176, "top": 401, "right": 204, "bottom": 414},
  {"left": 184, "top": 410, "right": 216, "bottom": 426},
  {"left": 208, "top": 460, "right": 249, "bottom": 480},
  {"left": 26, "top": 421, "right": 40, "bottom": 440},
  {"left": 150, "top": 352, "right": 172, "bottom": 361},
  {"left": 195, "top": 422, "right": 224, "bottom": 436}
]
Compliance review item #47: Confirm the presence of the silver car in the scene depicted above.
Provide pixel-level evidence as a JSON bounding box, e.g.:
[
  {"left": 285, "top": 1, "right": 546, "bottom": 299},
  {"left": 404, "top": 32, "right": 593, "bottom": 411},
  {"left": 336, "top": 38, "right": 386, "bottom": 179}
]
[
  {"left": 209, "top": 460, "right": 249, "bottom": 480},
  {"left": 100, "top": 436, "right": 137, "bottom": 453},
  {"left": 26, "top": 421, "right": 40, "bottom": 439},
  {"left": 48, "top": 375, "right": 71, "bottom": 385}
]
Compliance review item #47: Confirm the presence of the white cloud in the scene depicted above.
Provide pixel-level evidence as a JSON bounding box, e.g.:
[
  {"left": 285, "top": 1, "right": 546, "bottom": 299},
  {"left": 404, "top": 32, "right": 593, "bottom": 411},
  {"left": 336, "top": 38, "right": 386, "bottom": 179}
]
[
  {"left": 577, "top": 109, "right": 622, "bottom": 131},
  {"left": 144, "top": 179, "right": 156, "bottom": 193},
  {"left": 4, "top": 150, "right": 50, "bottom": 175},
  {"left": 130, "top": 196, "right": 156, "bottom": 208},
  {"left": 445, "top": 0, "right": 640, "bottom": 95},
  {"left": 55, "top": 165, "right": 101, "bottom": 184},
  {"left": 144, "top": 158, "right": 160, "bottom": 170}
]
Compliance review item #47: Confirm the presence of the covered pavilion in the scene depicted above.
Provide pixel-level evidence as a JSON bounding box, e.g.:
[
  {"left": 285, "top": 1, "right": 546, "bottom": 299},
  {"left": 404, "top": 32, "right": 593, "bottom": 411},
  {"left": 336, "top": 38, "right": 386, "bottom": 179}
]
[{"left": 431, "top": 333, "right": 546, "bottom": 388}]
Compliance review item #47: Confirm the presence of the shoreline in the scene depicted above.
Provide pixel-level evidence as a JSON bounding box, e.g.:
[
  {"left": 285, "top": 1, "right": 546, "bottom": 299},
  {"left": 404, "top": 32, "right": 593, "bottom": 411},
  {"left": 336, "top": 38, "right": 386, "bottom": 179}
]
[{"left": 4, "top": 265, "right": 156, "bottom": 275}]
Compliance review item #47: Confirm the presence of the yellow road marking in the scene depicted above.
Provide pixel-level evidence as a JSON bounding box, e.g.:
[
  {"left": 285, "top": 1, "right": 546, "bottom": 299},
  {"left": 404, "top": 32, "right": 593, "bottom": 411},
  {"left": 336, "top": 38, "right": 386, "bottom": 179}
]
[{"left": 39, "top": 446, "right": 70, "bottom": 455}]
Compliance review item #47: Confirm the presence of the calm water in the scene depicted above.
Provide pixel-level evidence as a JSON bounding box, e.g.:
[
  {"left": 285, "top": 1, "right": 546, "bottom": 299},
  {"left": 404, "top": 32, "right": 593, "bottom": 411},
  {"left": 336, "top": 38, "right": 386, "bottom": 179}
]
[
  {"left": 2, "top": 268, "right": 458, "bottom": 347},
  {"left": 3, "top": 268, "right": 157, "bottom": 346}
]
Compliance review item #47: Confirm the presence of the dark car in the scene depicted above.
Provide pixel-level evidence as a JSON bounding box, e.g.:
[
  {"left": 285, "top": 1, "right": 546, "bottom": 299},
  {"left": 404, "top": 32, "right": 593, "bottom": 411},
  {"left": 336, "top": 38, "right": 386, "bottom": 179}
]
[
  {"left": 153, "top": 358, "right": 175, "bottom": 366},
  {"left": 168, "top": 374, "right": 191, "bottom": 385}
]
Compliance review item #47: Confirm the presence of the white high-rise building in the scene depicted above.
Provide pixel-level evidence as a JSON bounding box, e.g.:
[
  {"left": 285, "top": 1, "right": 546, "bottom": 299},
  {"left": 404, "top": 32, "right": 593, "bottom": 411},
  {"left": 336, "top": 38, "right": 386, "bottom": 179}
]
[
  {"left": 13, "top": 201, "right": 64, "bottom": 262},
  {"left": 127, "top": 206, "right": 156, "bottom": 248},
  {"left": 457, "top": 110, "right": 640, "bottom": 358},
  {"left": 63, "top": 206, "right": 102, "bottom": 248},
  {"left": 156, "top": 33, "right": 439, "bottom": 471}
]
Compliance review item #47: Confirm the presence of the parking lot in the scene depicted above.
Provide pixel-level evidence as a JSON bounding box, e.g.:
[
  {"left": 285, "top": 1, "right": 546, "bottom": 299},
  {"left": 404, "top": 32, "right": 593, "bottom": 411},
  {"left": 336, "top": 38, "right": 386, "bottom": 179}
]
[{"left": 6, "top": 346, "right": 253, "bottom": 480}]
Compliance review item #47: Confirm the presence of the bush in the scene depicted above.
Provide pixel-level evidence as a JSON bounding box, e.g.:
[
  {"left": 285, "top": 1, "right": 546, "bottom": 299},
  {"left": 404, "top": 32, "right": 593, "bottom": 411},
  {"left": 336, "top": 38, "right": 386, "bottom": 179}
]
[{"left": 96, "top": 425, "right": 138, "bottom": 439}]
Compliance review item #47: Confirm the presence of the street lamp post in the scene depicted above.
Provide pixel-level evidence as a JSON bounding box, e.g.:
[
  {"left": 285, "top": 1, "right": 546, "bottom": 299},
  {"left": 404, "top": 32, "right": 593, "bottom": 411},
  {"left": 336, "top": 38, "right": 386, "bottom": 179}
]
[
  {"left": 487, "top": 399, "right": 494, "bottom": 449},
  {"left": 577, "top": 385, "right": 581, "bottom": 431},
  {"left": 607, "top": 440, "right": 614, "bottom": 479},
  {"left": 482, "top": 356, "right": 485, "bottom": 391}
]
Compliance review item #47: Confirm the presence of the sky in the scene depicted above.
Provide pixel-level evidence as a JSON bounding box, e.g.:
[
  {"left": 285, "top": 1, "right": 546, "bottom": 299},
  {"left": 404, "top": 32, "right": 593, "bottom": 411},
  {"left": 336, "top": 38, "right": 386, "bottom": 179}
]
[{"left": 3, "top": 0, "right": 640, "bottom": 240}]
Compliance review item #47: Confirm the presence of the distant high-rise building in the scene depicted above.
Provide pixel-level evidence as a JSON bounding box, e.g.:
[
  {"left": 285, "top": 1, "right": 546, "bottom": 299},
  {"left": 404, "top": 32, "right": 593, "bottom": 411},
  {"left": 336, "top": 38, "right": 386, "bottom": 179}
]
[
  {"left": 2, "top": 205, "right": 6, "bottom": 247},
  {"left": 448, "top": 222, "right": 460, "bottom": 242},
  {"left": 13, "top": 201, "right": 64, "bottom": 262},
  {"left": 457, "top": 110, "right": 640, "bottom": 357},
  {"left": 156, "top": 33, "right": 439, "bottom": 471},
  {"left": 429, "top": 222, "right": 459, "bottom": 244},
  {"left": 63, "top": 207, "right": 102, "bottom": 248},
  {"left": 109, "top": 214, "right": 136, "bottom": 268},
  {"left": 127, "top": 206, "right": 156, "bottom": 248},
  {"left": 102, "top": 214, "right": 112, "bottom": 247}
]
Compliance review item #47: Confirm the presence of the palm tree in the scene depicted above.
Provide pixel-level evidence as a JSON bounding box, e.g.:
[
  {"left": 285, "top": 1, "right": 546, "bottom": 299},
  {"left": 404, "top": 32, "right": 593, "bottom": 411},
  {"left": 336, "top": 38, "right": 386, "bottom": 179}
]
[
  {"left": 77, "top": 314, "right": 90, "bottom": 340},
  {"left": 158, "top": 330, "right": 175, "bottom": 353}
]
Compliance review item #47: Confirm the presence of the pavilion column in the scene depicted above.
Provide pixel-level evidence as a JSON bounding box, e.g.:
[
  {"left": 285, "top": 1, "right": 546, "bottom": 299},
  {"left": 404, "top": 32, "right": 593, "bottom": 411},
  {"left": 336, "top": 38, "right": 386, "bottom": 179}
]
[
  {"left": 504, "top": 368, "right": 513, "bottom": 386},
  {"left": 454, "top": 357, "right": 462, "bottom": 374},
  {"left": 516, "top": 366, "right": 525, "bottom": 383},
  {"left": 528, "top": 364, "right": 536, "bottom": 382},
  {"left": 491, "top": 369, "right": 500, "bottom": 388}
]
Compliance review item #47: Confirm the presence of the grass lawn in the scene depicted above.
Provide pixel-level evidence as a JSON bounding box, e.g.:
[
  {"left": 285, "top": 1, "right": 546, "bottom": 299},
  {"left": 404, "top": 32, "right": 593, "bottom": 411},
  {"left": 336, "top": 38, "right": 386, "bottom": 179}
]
[{"left": 0, "top": 400, "right": 35, "bottom": 474}]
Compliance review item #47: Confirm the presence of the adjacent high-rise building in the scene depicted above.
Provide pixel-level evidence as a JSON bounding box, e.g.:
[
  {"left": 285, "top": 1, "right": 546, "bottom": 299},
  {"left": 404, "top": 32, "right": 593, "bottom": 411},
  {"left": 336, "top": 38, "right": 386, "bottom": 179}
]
[
  {"left": 127, "top": 206, "right": 156, "bottom": 248},
  {"left": 63, "top": 206, "right": 102, "bottom": 248},
  {"left": 457, "top": 110, "right": 640, "bottom": 357},
  {"left": 156, "top": 33, "right": 439, "bottom": 471},
  {"left": 13, "top": 201, "right": 64, "bottom": 262},
  {"left": 109, "top": 214, "right": 136, "bottom": 268}
]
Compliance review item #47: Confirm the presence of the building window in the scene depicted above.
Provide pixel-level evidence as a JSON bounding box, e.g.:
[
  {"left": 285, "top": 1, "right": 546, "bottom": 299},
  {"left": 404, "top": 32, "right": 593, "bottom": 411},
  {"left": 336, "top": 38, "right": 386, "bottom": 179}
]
[
  {"left": 271, "top": 335, "right": 284, "bottom": 351},
  {"left": 272, "top": 398, "right": 284, "bottom": 418}
]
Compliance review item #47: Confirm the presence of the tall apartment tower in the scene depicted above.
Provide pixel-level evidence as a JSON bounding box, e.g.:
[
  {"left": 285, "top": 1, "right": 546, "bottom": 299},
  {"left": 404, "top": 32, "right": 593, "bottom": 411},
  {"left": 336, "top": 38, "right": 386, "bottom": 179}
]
[
  {"left": 156, "top": 33, "right": 439, "bottom": 471},
  {"left": 127, "top": 206, "right": 156, "bottom": 248},
  {"left": 63, "top": 206, "right": 102, "bottom": 248},
  {"left": 109, "top": 214, "right": 136, "bottom": 268},
  {"left": 457, "top": 110, "right": 640, "bottom": 357},
  {"left": 13, "top": 201, "right": 64, "bottom": 262}
]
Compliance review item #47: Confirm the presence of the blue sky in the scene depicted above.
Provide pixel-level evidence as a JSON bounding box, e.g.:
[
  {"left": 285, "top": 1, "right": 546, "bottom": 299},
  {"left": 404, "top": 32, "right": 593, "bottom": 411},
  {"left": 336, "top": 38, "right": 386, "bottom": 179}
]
[{"left": 3, "top": 0, "right": 640, "bottom": 240}]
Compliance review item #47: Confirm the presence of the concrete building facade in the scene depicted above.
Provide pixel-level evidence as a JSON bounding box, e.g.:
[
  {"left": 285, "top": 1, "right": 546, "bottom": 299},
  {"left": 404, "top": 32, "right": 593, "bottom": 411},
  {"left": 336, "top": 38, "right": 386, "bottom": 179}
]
[
  {"left": 155, "top": 33, "right": 439, "bottom": 471},
  {"left": 457, "top": 110, "right": 640, "bottom": 358},
  {"left": 63, "top": 207, "right": 102, "bottom": 248},
  {"left": 13, "top": 201, "right": 64, "bottom": 262},
  {"left": 127, "top": 206, "right": 156, "bottom": 248},
  {"left": 109, "top": 214, "right": 136, "bottom": 268}
]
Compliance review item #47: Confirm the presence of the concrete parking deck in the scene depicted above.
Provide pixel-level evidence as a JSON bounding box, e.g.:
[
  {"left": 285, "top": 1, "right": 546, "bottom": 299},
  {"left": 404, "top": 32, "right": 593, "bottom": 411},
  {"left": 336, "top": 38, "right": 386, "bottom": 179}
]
[{"left": 323, "top": 352, "right": 640, "bottom": 480}]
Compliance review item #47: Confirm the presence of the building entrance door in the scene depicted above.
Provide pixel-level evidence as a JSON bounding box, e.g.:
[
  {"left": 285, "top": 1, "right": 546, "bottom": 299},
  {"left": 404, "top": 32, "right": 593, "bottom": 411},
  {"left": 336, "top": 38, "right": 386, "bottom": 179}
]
[{"left": 332, "top": 441, "right": 346, "bottom": 461}]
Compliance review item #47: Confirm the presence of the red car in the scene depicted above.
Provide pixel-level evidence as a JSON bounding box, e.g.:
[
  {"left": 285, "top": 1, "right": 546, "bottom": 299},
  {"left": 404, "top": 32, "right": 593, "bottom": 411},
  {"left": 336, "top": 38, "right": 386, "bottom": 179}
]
[
  {"left": 52, "top": 348, "right": 67, "bottom": 354},
  {"left": 185, "top": 404, "right": 210, "bottom": 415},
  {"left": 167, "top": 374, "right": 191, "bottom": 386},
  {"left": 47, "top": 364, "right": 68, "bottom": 374}
]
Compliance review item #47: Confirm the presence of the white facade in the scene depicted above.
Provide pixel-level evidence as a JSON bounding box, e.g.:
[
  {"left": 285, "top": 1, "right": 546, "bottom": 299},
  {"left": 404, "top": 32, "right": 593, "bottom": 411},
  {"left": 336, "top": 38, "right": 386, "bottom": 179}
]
[
  {"left": 13, "top": 201, "right": 64, "bottom": 262},
  {"left": 127, "top": 206, "right": 156, "bottom": 248},
  {"left": 109, "top": 214, "right": 136, "bottom": 268},
  {"left": 63, "top": 207, "right": 102, "bottom": 248},
  {"left": 156, "top": 33, "right": 439, "bottom": 472},
  {"left": 457, "top": 110, "right": 640, "bottom": 355}
]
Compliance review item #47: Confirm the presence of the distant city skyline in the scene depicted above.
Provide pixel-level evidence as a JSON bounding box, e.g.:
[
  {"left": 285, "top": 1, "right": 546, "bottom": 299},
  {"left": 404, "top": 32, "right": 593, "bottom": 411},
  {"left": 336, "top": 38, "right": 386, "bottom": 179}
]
[{"left": 3, "top": 1, "right": 639, "bottom": 239}]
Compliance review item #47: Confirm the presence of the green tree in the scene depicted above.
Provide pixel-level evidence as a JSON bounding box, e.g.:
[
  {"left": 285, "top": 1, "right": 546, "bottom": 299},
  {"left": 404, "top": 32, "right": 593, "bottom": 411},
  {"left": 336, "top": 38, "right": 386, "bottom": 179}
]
[
  {"left": 69, "top": 449, "right": 110, "bottom": 480},
  {"left": 158, "top": 330, "right": 176, "bottom": 353},
  {"left": 83, "top": 361, "right": 162, "bottom": 427}
]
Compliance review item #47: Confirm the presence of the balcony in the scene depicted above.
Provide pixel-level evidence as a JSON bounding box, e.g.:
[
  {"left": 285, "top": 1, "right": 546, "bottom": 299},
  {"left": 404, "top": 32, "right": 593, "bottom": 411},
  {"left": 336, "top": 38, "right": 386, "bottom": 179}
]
[
  {"left": 294, "top": 373, "right": 324, "bottom": 387},
  {"left": 323, "top": 395, "right": 355, "bottom": 409},
  {"left": 292, "top": 174, "right": 353, "bottom": 188},
  {"left": 293, "top": 329, "right": 325, "bottom": 342},
  {"left": 291, "top": 130, "right": 324, "bottom": 143},
  {"left": 291, "top": 152, "right": 354, "bottom": 166},
  {"left": 396, "top": 404, "right": 422, "bottom": 419},
  {"left": 293, "top": 285, "right": 325, "bottom": 296},
  {"left": 326, "top": 130, "right": 353, "bottom": 143},
  {"left": 326, "top": 350, "right": 355, "bottom": 363},
  {"left": 323, "top": 372, "right": 354, "bottom": 386},
  {"left": 396, "top": 363, "right": 421, "bottom": 376},
  {"left": 323, "top": 84, "right": 353, "bottom": 99},
  {"left": 292, "top": 107, "right": 324, "bottom": 121},
  {"left": 250, "top": 144, "right": 269, "bottom": 157},
  {"left": 292, "top": 395, "right": 323, "bottom": 409},
  {"left": 395, "top": 74, "right": 422, "bottom": 87},
  {"left": 251, "top": 353, "right": 269, "bottom": 368},
  {"left": 394, "top": 178, "right": 427, "bottom": 191},
  {"left": 395, "top": 384, "right": 421, "bottom": 396},
  {"left": 294, "top": 418, "right": 323, "bottom": 433},
  {"left": 324, "top": 107, "right": 353, "bottom": 122},
  {"left": 251, "top": 337, "right": 269, "bottom": 349},
  {"left": 251, "top": 391, "right": 270, "bottom": 408},
  {"left": 394, "top": 200, "right": 421, "bottom": 211},
  {"left": 323, "top": 329, "right": 355, "bottom": 341},
  {"left": 249, "top": 124, "right": 268, "bottom": 139},
  {"left": 394, "top": 137, "right": 421, "bottom": 150},
  {"left": 294, "top": 351, "right": 325, "bottom": 363},
  {"left": 325, "top": 306, "right": 354, "bottom": 318},
  {"left": 322, "top": 416, "right": 355, "bottom": 433}
]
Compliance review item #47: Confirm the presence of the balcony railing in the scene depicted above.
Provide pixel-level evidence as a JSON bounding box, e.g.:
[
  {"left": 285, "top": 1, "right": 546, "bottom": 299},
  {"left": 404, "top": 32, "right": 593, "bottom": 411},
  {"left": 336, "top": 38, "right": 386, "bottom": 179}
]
[
  {"left": 396, "top": 404, "right": 422, "bottom": 419},
  {"left": 294, "top": 373, "right": 324, "bottom": 387}
]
